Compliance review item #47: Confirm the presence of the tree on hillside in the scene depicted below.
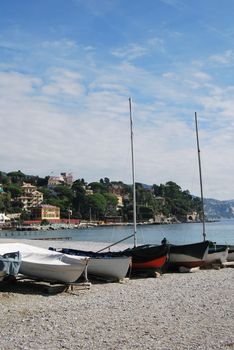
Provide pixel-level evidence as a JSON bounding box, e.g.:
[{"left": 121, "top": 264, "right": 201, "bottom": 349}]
[
  {"left": 7, "top": 170, "right": 26, "bottom": 184},
  {"left": 138, "top": 206, "right": 154, "bottom": 221},
  {"left": 39, "top": 187, "right": 57, "bottom": 204},
  {"left": 37, "top": 176, "right": 49, "bottom": 187},
  {"left": 54, "top": 185, "right": 73, "bottom": 201},
  {"left": 72, "top": 180, "right": 86, "bottom": 218},
  {"left": 10, "top": 200, "right": 24, "bottom": 213},
  {"left": 100, "top": 177, "right": 111, "bottom": 191},
  {"left": 0, "top": 172, "right": 9, "bottom": 185},
  {"left": 4, "top": 184, "right": 22, "bottom": 199},
  {"left": 89, "top": 182, "right": 106, "bottom": 193},
  {"left": 72, "top": 179, "right": 86, "bottom": 187},
  {"left": 86, "top": 193, "right": 107, "bottom": 220},
  {"left": 103, "top": 193, "right": 118, "bottom": 216},
  {"left": 153, "top": 181, "right": 201, "bottom": 221}
]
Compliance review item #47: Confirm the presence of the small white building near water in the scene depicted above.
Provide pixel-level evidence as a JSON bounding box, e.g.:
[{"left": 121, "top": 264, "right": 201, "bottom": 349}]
[{"left": 0, "top": 213, "right": 11, "bottom": 225}]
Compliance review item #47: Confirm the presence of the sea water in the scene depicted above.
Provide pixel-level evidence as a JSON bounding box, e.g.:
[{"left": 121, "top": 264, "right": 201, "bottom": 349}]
[{"left": 1, "top": 219, "right": 234, "bottom": 245}]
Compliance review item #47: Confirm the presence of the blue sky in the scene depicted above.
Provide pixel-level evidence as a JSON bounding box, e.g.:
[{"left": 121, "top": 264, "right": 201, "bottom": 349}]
[{"left": 1, "top": 0, "right": 234, "bottom": 200}]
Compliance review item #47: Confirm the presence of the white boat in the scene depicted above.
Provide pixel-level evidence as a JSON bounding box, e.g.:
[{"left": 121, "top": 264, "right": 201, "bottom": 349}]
[
  {"left": 227, "top": 246, "right": 234, "bottom": 261},
  {"left": 87, "top": 256, "right": 131, "bottom": 281},
  {"left": 216, "top": 245, "right": 234, "bottom": 262},
  {"left": 55, "top": 248, "right": 131, "bottom": 281},
  {"left": 0, "top": 243, "right": 89, "bottom": 283},
  {"left": 205, "top": 244, "right": 229, "bottom": 264},
  {"left": 205, "top": 242, "right": 229, "bottom": 265}
]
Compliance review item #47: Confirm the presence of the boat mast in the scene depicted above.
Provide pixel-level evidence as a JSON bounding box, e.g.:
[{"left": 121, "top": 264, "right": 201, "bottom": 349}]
[
  {"left": 195, "top": 112, "right": 206, "bottom": 241},
  {"left": 129, "top": 98, "right": 137, "bottom": 247},
  {"left": 95, "top": 99, "right": 137, "bottom": 253}
]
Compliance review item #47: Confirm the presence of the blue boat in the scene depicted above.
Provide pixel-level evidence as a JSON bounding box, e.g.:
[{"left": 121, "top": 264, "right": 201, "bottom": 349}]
[{"left": 0, "top": 251, "right": 21, "bottom": 281}]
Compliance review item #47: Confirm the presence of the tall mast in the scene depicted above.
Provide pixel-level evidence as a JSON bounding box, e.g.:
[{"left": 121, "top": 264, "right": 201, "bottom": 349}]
[
  {"left": 95, "top": 98, "right": 137, "bottom": 253},
  {"left": 129, "top": 98, "right": 137, "bottom": 247},
  {"left": 195, "top": 112, "right": 206, "bottom": 241}
]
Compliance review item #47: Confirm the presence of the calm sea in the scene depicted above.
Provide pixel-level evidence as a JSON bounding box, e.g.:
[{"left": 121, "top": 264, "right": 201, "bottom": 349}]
[{"left": 1, "top": 219, "right": 234, "bottom": 245}]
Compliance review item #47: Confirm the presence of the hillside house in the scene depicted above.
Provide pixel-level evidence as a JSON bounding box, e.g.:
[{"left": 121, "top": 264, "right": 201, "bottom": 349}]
[
  {"left": 18, "top": 182, "right": 43, "bottom": 210},
  {"left": 48, "top": 172, "right": 73, "bottom": 188},
  {"left": 31, "top": 205, "right": 60, "bottom": 221}
]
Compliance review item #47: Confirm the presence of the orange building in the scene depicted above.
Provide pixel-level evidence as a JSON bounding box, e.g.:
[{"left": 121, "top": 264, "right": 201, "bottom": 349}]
[{"left": 31, "top": 205, "right": 60, "bottom": 221}]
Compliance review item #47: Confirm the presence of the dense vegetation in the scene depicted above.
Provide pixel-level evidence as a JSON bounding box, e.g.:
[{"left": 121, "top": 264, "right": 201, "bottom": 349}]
[{"left": 0, "top": 170, "right": 202, "bottom": 223}]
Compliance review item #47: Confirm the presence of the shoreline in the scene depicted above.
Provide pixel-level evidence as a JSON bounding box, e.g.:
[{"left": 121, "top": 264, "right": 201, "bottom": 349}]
[
  {"left": 0, "top": 218, "right": 216, "bottom": 232},
  {"left": 0, "top": 238, "right": 132, "bottom": 251}
]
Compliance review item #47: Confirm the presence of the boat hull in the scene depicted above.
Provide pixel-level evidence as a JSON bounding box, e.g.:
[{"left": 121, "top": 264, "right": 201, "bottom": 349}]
[
  {"left": 20, "top": 254, "right": 88, "bottom": 283},
  {"left": 205, "top": 246, "right": 229, "bottom": 264},
  {"left": 168, "top": 241, "right": 209, "bottom": 269},
  {"left": 227, "top": 249, "right": 234, "bottom": 262},
  {"left": 216, "top": 245, "right": 234, "bottom": 262},
  {"left": 0, "top": 243, "right": 88, "bottom": 283},
  {"left": 131, "top": 255, "right": 167, "bottom": 269},
  {"left": 59, "top": 244, "right": 169, "bottom": 277},
  {"left": 59, "top": 248, "right": 131, "bottom": 281},
  {"left": 123, "top": 244, "right": 169, "bottom": 270},
  {"left": 86, "top": 257, "right": 131, "bottom": 281}
]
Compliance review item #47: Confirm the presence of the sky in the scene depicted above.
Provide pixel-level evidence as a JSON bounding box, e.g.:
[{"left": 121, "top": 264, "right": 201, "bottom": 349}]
[{"left": 0, "top": 0, "right": 234, "bottom": 200}]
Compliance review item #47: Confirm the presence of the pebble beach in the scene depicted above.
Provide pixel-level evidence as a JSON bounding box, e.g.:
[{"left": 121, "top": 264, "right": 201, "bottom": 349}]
[{"left": 0, "top": 240, "right": 234, "bottom": 350}]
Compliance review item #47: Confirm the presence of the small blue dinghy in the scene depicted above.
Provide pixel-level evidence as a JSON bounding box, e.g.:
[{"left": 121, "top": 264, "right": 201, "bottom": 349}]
[{"left": 0, "top": 251, "right": 21, "bottom": 281}]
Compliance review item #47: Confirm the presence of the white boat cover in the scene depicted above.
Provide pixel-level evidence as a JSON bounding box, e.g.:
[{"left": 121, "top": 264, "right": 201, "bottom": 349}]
[{"left": 0, "top": 243, "right": 89, "bottom": 283}]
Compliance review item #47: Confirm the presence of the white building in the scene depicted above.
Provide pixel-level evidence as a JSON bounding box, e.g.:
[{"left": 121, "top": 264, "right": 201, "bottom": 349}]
[
  {"left": 18, "top": 182, "right": 43, "bottom": 211},
  {"left": 0, "top": 213, "right": 10, "bottom": 225},
  {"left": 48, "top": 173, "right": 73, "bottom": 187}
]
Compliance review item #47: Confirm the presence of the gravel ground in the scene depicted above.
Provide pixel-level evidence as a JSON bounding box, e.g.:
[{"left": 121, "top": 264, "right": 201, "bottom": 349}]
[
  {"left": 1, "top": 266, "right": 234, "bottom": 350},
  {"left": 0, "top": 239, "right": 234, "bottom": 350}
]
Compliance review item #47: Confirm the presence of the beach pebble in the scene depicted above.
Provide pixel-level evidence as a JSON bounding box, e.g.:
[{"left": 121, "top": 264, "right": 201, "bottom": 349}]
[
  {"left": 0, "top": 239, "right": 234, "bottom": 349},
  {"left": 0, "top": 268, "right": 234, "bottom": 349}
]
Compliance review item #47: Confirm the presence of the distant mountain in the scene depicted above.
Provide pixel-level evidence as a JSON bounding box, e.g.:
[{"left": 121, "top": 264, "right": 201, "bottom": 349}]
[
  {"left": 141, "top": 183, "right": 234, "bottom": 219},
  {"left": 204, "top": 198, "right": 234, "bottom": 219},
  {"left": 142, "top": 183, "right": 153, "bottom": 190},
  {"left": 133, "top": 183, "right": 234, "bottom": 220}
]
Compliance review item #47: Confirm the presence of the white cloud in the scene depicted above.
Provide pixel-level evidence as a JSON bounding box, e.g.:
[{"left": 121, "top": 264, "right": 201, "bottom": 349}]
[
  {"left": 42, "top": 39, "right": 77, "bottom": 50},
  {"left": 111, "top": 37, "right": 164, "bottom": 61},
  {"left": 0, "top": 65, "right": 233, "bottom": 200},
  {"left": 0, "top": 71, "right": 41, "bottom": 96},
  {"left": 1, "top": 31, "right": 234, "bottom": 200},
  {"left": 209, "top": 50, "right": 234, "bottom": 64},
  {"left": 192, "top": 71, "right": 211, "bottom": 82},
  {"left": 41, "top": 68, "right": 85, "bottom": 97},
  {"left": 111, "top": 44, "right": 148, "bottom": 60},
  {"left": 162, "top": 72, "right": 176, "bottom": 79}
]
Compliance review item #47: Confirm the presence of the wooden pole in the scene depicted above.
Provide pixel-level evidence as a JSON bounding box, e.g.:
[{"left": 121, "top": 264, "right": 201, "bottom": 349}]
[
  {"left": 195, "top": 112, "right": 206, "bottom": 241},
  {"left": 129, "top": 98, "right": 137, "bottom": 247}
]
